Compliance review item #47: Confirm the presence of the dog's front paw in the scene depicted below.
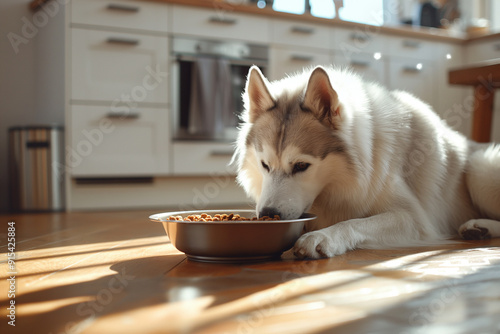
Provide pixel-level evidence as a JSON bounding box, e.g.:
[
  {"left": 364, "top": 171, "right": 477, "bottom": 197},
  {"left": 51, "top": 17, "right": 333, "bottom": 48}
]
[
  {"left": 293, "top": 230, "right": 349, "bottom": 259},
  {"left": 459, "top": 220, "right": 491, "bottom": 240}
]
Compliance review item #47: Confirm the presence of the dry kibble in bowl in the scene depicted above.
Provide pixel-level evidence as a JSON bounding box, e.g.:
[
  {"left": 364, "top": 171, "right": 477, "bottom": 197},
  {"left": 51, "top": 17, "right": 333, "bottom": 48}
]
[{"left": 168, "top": 213, "right": 280, "bottom": 222}]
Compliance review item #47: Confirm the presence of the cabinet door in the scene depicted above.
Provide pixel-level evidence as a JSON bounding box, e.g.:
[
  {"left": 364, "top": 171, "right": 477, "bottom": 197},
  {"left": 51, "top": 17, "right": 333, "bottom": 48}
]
[
  {"left": 332, "top": 27, "right": 387, "bottom": 57},
  {"left": 272, "top": 19, "right": 331, "bottom": 49},
  {"left": 172, "top": 142, "right": 236, "bottom": 176},
  {"left": 171, "top": 5, "right": 270, "bottom": 43},
  {"left": 71, "top": 28, "right": 168, "bottom": 104},
  {"left": 332, "top": 52, "right": 386, "bottom": 85},
  {"left": 464, "top": 40, "right": 500, "bottom": 64},
  {"left": 71, "top": 0, "right": 170, "bottom": 33},
  {"left": 70, "top": 106, "right": 170, "bottom": 177},
  {"left": 269, "top": 46, "right": 332, "bottom": 81},
  {"left": 386, "top": 36, "right": 437, "bottom": 61},
  {"left": 388, "top": 59, "right": 436, "bottom": 108}
]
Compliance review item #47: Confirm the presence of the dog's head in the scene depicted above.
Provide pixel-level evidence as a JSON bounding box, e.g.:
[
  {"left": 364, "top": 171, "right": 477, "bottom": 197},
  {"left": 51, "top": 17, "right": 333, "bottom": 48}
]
[{"left": 233, "top": 66, "right": 354, "bottom": 219}]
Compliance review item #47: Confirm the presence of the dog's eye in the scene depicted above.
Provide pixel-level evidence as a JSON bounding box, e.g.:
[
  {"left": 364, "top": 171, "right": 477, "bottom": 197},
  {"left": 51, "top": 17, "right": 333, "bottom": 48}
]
[
  {"left": 261, "top": 161, "right": 270, "bottom": 172},
  {"left": 292, "top": 162, "right": 310, "bottom": 174}
]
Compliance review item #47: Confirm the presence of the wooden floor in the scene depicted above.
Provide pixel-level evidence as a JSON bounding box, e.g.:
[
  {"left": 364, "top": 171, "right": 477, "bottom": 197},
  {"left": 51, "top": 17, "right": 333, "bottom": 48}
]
[{"left": 1, "top": 209, "right": 500, "bottom": 334}]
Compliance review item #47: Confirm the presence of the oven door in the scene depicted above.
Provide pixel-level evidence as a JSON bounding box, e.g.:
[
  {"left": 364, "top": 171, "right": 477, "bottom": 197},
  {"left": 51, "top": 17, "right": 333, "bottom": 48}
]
[{"left": 171, "top": 38, "right": 268, "bottom": 142}]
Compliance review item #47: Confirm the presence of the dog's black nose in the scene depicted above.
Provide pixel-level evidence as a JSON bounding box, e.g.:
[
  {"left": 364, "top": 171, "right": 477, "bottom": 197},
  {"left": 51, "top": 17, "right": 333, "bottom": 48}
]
[{"left": 259, "top": 207, "right": 280, "bottom": 218}]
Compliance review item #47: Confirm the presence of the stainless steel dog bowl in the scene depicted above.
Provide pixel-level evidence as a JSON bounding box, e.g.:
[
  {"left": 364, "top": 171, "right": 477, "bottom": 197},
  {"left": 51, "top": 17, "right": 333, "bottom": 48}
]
[{"left": 149, "top": 209, "right": 316, "bottom": 263}]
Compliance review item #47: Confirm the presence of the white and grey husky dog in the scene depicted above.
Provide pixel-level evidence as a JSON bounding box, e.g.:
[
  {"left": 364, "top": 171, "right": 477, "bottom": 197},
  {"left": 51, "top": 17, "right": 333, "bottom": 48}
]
[{"left": 232, "top": 65, "right": 500, "bottom": 259}]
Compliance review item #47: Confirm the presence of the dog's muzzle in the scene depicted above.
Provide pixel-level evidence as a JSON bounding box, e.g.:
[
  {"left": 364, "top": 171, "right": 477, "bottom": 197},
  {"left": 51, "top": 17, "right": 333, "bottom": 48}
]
[{"left": 258, "top": 207, "right": 281, "bottom": 219}]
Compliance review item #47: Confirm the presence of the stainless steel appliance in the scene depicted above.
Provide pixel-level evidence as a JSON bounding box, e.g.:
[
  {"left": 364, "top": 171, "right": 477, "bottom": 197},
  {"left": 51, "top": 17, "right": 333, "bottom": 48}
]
[
  {"left": 8, "top": 125, "right": 65, "bottom": 212},
  {"left": 171, "top": 37, "right": 268, "bottom": 141}
]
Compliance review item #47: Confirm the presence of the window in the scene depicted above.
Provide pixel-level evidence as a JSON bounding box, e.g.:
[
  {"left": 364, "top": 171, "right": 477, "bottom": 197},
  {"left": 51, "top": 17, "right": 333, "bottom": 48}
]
[
  {"left": 338, "top": 0, "right": 384, "bottom": 25},
  {"left": 273, "top": 0, "right": 384, "bottom": 25}
]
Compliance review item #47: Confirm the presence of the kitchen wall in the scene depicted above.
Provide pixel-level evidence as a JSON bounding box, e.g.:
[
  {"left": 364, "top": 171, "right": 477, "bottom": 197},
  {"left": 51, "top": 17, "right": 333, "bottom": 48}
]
[{"left": 0, "top": 0, "right": 64, "bottom": 212}]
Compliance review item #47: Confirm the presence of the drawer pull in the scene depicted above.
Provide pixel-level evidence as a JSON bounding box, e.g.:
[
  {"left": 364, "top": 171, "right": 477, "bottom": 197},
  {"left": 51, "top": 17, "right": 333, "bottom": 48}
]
[
  {"left": 350, "top": 33, "right": 370, "bottom": 42},
  {"left": 495, "top": 44, "right": 500, "bottom": 51},
  {"left": 290, "top": 54, "right": 313, "bottom": 62},
  {"left": 403, "top": 66, "right": 422, "bottom": 73},
  {"left": 350, "top": 60, "right": 369, "bottom": 67},
  {"left": 106, "top": 37, "right": 140, "bottom": 46},
  {"left": 209, "top": 16, "right": 237, "bottom": 25},
  {"left": 75, "top": 177, "right": 153, "bottom": 185},
  {"left": 106, "top": 3, "right": 140, "bottom": 12},
  {"left": 402, "top": 40, "right": 421, "bottom": 48},
  {"left": 106, "top": 112, "right": 140, "bottom": 119},
  {"left": 26, "top": 141, "right": 50, "bottom": 149},
  {"left": 291, "top": 26, "right": 314, "bottom": 34},
  {"left": 210, "top": 150, "right": 234, "bottom": 157}
]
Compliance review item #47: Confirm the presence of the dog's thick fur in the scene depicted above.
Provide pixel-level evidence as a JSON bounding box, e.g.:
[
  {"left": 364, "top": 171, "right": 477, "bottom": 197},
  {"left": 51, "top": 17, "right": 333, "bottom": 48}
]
[{"left": 232, "top": 65, "right": 500, "bottom": 259}]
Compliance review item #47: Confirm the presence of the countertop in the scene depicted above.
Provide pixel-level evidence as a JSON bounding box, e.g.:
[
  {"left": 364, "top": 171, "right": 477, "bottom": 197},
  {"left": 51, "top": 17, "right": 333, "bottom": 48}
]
[
  {"left": 1, "top": 209, "right": 500, "bottom": 333},
  {"left": 29, "top": 0, "right": 500, "bottom": 44}
]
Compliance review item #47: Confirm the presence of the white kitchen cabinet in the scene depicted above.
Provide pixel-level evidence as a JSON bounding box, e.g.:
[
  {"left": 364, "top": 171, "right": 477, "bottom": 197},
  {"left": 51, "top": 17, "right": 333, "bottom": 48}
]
[
  {"left": 332, "top": 27, "right": 387, "bottom": 60},
  {"left": 70, "top": 105, "right": 170, "bottom": 177},
  {"left": 171, "top": 5, "right": 270, "bottom": 43},
  {"left": 71, "top": 28, "right": 168, "bottom": 104},
  {"left": 172, "top": 142, "right": 236, "bottom": 176},
  {"left": 464, "top": 38, "right": 500, "bottom": 64},
  {"left": 388, "top": 58, "right": 435, "bottom": 108},
  {"left": 269, "top": 46, "right": 332, "bottom": 81},
  {"left": 387, "top": 36, "right": 439, "bottom": 60},
  {"left": 271, "top": 19, "right": 332, "bottom": 49},
  {"left": 332, "top": 51, "right": 386, "bottom": 84},
  {"left": 71, "top": 0, "right": 170, "bottom": 33}
]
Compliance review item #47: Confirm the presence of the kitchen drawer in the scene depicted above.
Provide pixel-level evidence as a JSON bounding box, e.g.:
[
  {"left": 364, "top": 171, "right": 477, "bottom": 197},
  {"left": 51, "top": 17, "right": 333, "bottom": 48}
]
[
  {"left": 464, "top": 39, "right": 500, "bottom": 64},
  {"left": 172, "top": 142, "right": 236, "bottom": 175},
  {"left": 269, "top": 46, "right": 332, "bottom": 81},
  {"left": 388, "top": 59, "right": 435, "bottom": 108},
  {"left": 332, "top": 27, "right": 386, "bottom": 59},
  {"left": 71, "top": 0, "right": 170, "bottom": 33},
  {"left": 387, "top": 36, "right": 438, "bottom": 60},
  {"left": 70, "top": 105, "right": 170, "bottom": 177},
  {"left": 271, "top": 19, "right": 331, "bottom": 49},
  {"left": 333, "top": 52, "right": 386, "bottom": 85},
  {"left": 71, "top": 28, "right": 168, "bottom": 104},
  {"left": 171, "top": 5, "right": 270, "bottom": 43}
]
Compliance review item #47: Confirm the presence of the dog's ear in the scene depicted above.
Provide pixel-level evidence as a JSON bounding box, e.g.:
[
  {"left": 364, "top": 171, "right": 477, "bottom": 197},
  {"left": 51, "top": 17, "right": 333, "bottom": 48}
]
[
  {"left": 302, "top": 66, "right": 340, "bottom": 128},
  {"left": 245, "top": 66, "right": 274, "bottom": 123}
]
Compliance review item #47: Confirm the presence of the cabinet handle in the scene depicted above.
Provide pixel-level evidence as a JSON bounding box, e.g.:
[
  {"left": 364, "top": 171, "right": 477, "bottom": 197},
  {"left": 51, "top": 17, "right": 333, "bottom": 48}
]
[
  {"left": 494, "top": 43, "right": 500, "bottom": 51},
  {"left": 106, "top": 112, "right": 140, "bottom": 119},
  {"left": 26, "top": 141, "right": 50, "bottom": 149},
  {"left": 210, "top": 150, "right": 234, "bottom": 157},
  {"left": 106, "top": 3, "right": 140, "bottom": 12},
  {"left": 403, "top": 66, "right": 422, "bottom": 73},
  {"left": 350, "top": 60, "right": 369, "bottom": 67},
  {"left": 291, "top": 26, "right": 314, "bottom": 34},
  {"left": 106, "top": 37, "right": 140, "bottom": 46},
  {"left": 402, "top": 40, "right": 421, "bottom": 48},
  {"left": 290, "top": 54, "right": 313, "bottom": 62},
  {"left": 209, "top": 16, "right": 237, "bottom": 25},
  {"left": 350, "top": 33, "right": 370, "bottom": 42}
]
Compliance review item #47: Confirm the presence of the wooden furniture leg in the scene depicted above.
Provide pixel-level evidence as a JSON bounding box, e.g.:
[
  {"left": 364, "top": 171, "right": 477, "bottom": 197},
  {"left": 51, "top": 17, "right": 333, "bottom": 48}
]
[{"left": 472, "top": 84, "right": 495, "bottom": 143}]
